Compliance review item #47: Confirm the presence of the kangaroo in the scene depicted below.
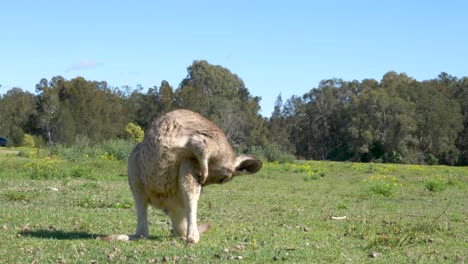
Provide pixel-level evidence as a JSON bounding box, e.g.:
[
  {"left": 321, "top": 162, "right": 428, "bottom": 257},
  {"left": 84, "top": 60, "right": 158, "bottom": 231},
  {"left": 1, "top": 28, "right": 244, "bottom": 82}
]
[{"left": 127, "top": 109, "right": 262, "bottom": 243}]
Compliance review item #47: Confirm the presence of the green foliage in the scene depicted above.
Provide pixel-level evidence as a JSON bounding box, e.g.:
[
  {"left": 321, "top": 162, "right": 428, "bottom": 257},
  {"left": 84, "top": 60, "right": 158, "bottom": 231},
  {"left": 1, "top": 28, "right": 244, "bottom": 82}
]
[
  {"left": 23, "top": 133, "right": 35, "bottom": 147},
  {"left": 280, "top": 72, "right": 466, "bottom": 165},
  {"left": 4, "top": 190, "right": 38, "bottom": 202},
  {"left": 363, "top": 174, "right": 400, "bottom": 197},
  {"left": 425, "top": 154, "right": 439, "bottom": 165},
  {"left": 263, "top": 144, "right": 296, "bottom": 163},
  {"left": 424, "top": 177, "right": 447, "bottom": 192},
  {"left": 1, "top": 65, "right": 467, "bottom": 165},
  {"left": 175, "top": 60, "right": 268, "bottom": 149},
  {"left": 100, "top": 139, "right": 135, "bottom": 161},
  {"left": 123, "top": 122, "right": 144, "bottom": 143},
  {"left": 33, "top": 135, "right": 46, "bottom": 148},
  {"left": 0, "top": 88, "right": 36, "bottom": 138},
  {"left": 50, "top": 138, "right": 134, "bottom": 162},
  {"left": 26, "top": 158, "right": 65, "bottom": 179},
  {"left": 8, "top": 126, "right": 25, "bottom": 147},
  {"left": 35, "top": 77, "right": 127, "bottom": 144},
  {"left": 246, "top": 144, "right": 295, "bottom": 163}
]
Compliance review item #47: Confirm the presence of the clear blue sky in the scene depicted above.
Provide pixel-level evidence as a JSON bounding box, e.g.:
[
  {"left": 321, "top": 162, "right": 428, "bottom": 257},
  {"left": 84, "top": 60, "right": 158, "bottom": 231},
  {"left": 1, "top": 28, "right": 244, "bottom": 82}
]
[{"left": 1, "top": 1, "right": 467, "bottom": 116}]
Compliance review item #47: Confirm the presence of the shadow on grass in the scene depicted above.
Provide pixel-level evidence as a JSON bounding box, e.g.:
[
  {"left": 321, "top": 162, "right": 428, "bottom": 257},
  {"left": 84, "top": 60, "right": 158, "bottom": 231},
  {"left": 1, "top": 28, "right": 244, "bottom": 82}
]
[
  {"left": 20, "top": 229, "right": 162, "bottom": 241},
  {"left": 20, "top": 229, "right": 100, "bottom": 240}
]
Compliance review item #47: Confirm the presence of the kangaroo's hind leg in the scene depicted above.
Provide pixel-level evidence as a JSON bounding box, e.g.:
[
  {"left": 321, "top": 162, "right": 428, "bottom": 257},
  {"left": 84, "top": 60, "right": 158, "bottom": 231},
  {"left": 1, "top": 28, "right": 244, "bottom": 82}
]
[{"left": 178, "top": 159, "right": 202, "bottom": 243}]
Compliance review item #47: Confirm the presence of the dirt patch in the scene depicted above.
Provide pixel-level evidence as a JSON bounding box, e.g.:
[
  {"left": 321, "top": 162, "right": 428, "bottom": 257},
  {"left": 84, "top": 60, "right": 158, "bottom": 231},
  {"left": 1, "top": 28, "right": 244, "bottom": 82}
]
[{"left": 0, "top": 149, "right": 20, "bottom": 155}]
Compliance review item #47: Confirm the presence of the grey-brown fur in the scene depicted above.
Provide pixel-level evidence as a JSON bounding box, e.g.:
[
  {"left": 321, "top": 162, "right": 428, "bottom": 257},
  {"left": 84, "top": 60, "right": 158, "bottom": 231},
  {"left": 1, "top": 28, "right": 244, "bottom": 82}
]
[{"left": 128, "top": 109, "right": 262, "bottom": 243}]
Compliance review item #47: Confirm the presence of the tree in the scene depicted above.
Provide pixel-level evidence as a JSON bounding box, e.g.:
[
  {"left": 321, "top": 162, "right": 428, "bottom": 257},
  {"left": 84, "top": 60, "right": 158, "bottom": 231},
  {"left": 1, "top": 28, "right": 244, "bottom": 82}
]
[
  {"left": 348, "top": 88, "right": 416, "bottom": 162},
  {"left": 267, "top": 94, "right": 294, "bottom": 153},
  {"left": 159, "top": 80, "right": 174, "bottom": 113},
  {"left": 287, "top": 79, "right": 352, "bottom": 160},
  {"left": 451, "top": 77, "right": 468, "bottom": 165},
  {"left": 415, "top": 80, "right": 463, "bottom": 165},
  {"left": 38, "top": 76, "right": 128, "bottom": 144},
  {"left": 175, "top": 60, "right": 267, "bottom": 149},
  {"left": 0, "top": 88, "right": 36, "bottom": 138},
  {"left": 36, "top": 78, "right": 60, "bottom": 145}
]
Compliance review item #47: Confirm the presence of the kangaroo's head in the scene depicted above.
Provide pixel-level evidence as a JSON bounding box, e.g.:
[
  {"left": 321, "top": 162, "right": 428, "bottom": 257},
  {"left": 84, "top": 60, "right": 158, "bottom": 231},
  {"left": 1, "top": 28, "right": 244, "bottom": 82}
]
[{"left": 203, "top": 154, "right": 263, "bottom": 186}]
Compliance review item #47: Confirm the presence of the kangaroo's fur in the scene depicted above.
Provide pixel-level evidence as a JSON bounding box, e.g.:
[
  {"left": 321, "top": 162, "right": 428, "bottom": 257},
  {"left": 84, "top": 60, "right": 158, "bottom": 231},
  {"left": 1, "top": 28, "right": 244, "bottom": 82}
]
[{"left": 127, "top": 109, "right": 262, "bottom": 243}]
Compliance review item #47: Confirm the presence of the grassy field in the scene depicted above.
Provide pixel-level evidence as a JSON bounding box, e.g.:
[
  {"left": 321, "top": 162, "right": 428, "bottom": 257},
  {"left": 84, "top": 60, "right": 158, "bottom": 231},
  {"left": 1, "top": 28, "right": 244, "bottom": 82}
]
[{"left": 0, "top": 147, "right": 466, "bottom": 263}]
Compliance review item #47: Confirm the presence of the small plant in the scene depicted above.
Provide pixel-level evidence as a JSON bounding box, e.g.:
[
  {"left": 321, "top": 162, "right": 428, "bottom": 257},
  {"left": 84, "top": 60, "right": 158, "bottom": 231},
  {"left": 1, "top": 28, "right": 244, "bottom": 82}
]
[
  {"left": 73, "top": 195, "right": 107, "bottom": 208},
  {"left": 369, "top": 181, "right": 394, "bottom": 197},
  {"left": 26, "top": 158, "right": 65, "bottom": 179},
  {"left": 4, "top": 191, "right": 37, "bottom": 202},
  {"left": 70, "top": 165, "right": 92, "bottom": 178},
  {"left": 100, "top": 139, "right": 134, "bottom": 161},
  {"left": 124, "top": 122, "right": 144, "bottom": 143},
  {"left": 99, "top": 152, "right": 118, "bottom": 161},
  {"left": 110, "top": 199, "right": 133, "bottom": 209},
  {"left": 303, "top": 174, "right": 320, "bottom": 181},
  {"left": 425, "top": 177, "right": 446, "bottom": 192},
  {"left": 363, "top": 174, "right": 401, "bottom": 197},
  {"left": 336, "top": 201, "right": 348, "bottom": 210}
]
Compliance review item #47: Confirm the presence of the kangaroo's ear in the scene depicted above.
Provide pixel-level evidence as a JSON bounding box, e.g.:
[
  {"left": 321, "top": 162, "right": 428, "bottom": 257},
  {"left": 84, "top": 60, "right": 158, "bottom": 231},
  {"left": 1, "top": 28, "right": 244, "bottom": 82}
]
[{"left": 234, "top": 155, "right": 263, "bottom": 176}]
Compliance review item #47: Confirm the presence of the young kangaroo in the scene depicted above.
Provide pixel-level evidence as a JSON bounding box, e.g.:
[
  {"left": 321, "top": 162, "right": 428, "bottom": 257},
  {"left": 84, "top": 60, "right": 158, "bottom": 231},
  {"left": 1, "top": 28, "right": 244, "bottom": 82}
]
[{"left": 127, "top": 109, "right": 263, "bottom": 243}]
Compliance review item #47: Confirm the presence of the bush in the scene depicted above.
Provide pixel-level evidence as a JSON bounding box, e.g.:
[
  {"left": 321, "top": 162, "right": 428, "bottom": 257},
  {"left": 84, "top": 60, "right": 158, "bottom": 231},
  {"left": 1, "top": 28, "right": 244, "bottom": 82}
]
[
  {"left": 124, "top": 122, "right": 144, "bottom": 143},
  {"left": 369, "top": 181, "right": 394, "bottom": 197},
  {"left": 23, "top": 134, "right": 35, "bottom": 148},
  {"left": 246, "top": 144, "right": 295, "bottom": 163},
  {"left": 363, "top": 174, "right": 400, "bottom": 197},
  {"left": 101, "top": 139, "right": 135, "bottom": 161},
  {"left": 9, "top": 126, "right": 25, "bottom": 147},
  {"left": 425, "top": 177, "right": 446, "bottom": 192},
  {"left": 245, "top": 146, "right": 265, "bottom": 160},
  {"left": 384, "top": 151, "right": 403, "bottom": 164},
  {"left": 425, "top": 154, "right": 439, "bottom": 165},
  {"left": 26, "top": 158, "right": 65, "bottom": 179},
  {"left": 263, "top": 144, "right": 296, "bottom": 163},
  {"left": 33, "top": 135, "right": 46, "bottom": 148},
  {"left": 51, "top": 144, "right": 95, "bottom": 162}
]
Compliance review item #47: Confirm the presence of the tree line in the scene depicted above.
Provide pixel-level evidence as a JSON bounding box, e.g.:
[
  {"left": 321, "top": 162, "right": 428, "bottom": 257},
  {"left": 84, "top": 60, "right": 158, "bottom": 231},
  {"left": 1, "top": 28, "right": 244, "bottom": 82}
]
[{"left": 0, "top": 61, "right": 467, "bottom": 165}]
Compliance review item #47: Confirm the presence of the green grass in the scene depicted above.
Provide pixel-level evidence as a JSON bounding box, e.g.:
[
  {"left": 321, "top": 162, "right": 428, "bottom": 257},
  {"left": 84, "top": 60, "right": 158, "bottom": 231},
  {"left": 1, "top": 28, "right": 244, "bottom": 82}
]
[{"left": 0, "top": 149, "right": 467, "bottom": 263}]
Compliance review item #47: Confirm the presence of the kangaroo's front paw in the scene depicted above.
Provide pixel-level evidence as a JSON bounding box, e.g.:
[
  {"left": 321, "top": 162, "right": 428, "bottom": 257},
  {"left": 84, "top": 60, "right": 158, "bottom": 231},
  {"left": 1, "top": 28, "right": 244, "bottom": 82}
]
[
  {"left": 186, "top": 229, "right": 200, "bottom": 244},
  {"left": 186, "top": 235, "right": 199, "bottom": 244},
  {"left": 197, "top": 172, "right": 208, "bottom": 185}
]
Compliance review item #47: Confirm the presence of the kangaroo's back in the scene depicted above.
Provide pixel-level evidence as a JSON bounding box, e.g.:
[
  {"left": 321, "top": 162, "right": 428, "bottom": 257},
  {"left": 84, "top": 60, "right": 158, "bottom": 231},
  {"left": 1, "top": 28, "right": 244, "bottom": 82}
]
[{"left": 128, "top": 109, "right": 235, "bottom": 193}]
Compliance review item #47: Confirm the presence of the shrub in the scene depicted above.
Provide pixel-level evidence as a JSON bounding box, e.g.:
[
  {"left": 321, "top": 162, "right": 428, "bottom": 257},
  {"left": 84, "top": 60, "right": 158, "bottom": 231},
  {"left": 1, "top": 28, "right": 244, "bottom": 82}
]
[
  {"left": 124, "top": 122, "right": 144, "bottom": 143},
  {"left": 245, "top": 146, "right": 265, "bottom": 160},
  {"left": 369, "top": 181, "right": 394, "bottom": 197},
  {"left": 264, "top": 144, "right": 296, "bottom": 163},
  {"left": 33, "top": 135, "right": 46, "bottom": 148},
  {"left": 246, "top": 144, "right": 295, "bottom": 163},
  {"left": 101, "top": 139, "right": 135, "bottom": 161},
  {"left": 9, "top": 126, "right": 24, "bottom": 147},
  {"left": 363, "top": 174, "right": 400, "bottom": 197},
  {"left": 384, "top": 151, "right": 403, "bottom": 164},
  {"left": 425, "top": 177, "right": 446, "bottom": 192},
  {"left": 425, "top": 154, "right": 439, "bottom": 165},
  {"left": 23, "top": 134, "right": 35, "bottom": 148},
  {"left": 26, "top": 158, "right": 65, "bottom": 179},
  {"left": 51, "top": 144, "right": 94, "bottom": 162}
]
